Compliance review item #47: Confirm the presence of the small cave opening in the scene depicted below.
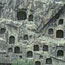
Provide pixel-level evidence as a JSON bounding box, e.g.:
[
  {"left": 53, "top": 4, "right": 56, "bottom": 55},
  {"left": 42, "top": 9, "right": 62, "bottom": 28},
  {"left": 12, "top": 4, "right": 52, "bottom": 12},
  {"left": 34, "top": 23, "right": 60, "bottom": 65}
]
[
  {"left": 34, "top": 45, "right": 39, "bottom": 51},
  {"left": 28, "top": 14, "right": 33, "bottom": 21},
  {"left": 17, "top": 10, "right": 27, "bottom": 20},
  {"left": 27, "top": 51, "right": 33, "bottom": 58},
  {"left": 35, "top": 61, "right": 41, "bottom": 65},
  {"left": 56, "top": 30, "right": 64, "bottom": 38},
  {"left": 57, "top": 50, "right": 64, "bottom": 56},
  {"left": 14, "top": 46, "right": 20, "bottom": 53},
  {"left": 58, "top": 19, "right": 63, "bottom": 25},
  {"left": 46, "top": 58, "right": 52, "bottom": 64}
]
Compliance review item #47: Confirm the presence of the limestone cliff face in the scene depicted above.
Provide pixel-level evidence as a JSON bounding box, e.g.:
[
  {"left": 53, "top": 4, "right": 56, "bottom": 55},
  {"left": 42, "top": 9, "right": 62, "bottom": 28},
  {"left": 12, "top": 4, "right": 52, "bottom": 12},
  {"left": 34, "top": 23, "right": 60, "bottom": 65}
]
[{"left": 0, "top": 0, "right": 65, "bottom": 65}]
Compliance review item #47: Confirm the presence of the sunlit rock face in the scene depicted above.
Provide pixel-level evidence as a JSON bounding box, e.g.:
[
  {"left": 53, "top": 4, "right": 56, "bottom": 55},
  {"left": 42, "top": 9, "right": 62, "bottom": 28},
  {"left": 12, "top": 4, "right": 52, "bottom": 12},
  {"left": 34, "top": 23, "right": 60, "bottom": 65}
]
[{"left": 0, "top": 0, "right": 65, "bottom": 65}]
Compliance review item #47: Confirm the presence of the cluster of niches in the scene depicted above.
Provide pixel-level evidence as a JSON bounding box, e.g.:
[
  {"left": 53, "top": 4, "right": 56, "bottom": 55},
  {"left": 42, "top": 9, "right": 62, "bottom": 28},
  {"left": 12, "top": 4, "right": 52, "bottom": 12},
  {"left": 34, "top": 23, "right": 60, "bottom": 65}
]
[
  {"left": 8, "top": 44, "right": 65, "bottom": 65},
  {"left": 0, "top": 26, "right": 64, "bottom": 65},
  {"left": 8, "top": 44, "right": 53, "bottom": 65},
  {"left": 48, "top": 18, "right": 64, "bottom": 38},
  {"left": 8, "top": 37, "right": 64, "bottom": 62},
  {"left": 16, "top": 8, "right": 33, "bottom": 21},
  {"left": 26, "top": 45, "right": 65, "bottom": 65}
]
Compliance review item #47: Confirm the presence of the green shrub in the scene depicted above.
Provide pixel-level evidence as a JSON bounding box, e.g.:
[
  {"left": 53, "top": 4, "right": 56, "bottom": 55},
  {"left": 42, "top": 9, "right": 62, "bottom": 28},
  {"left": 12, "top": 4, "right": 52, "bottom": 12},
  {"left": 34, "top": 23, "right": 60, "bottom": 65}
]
[{"left": 12, "top": 59, "right": 34, "bottom": 65}]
